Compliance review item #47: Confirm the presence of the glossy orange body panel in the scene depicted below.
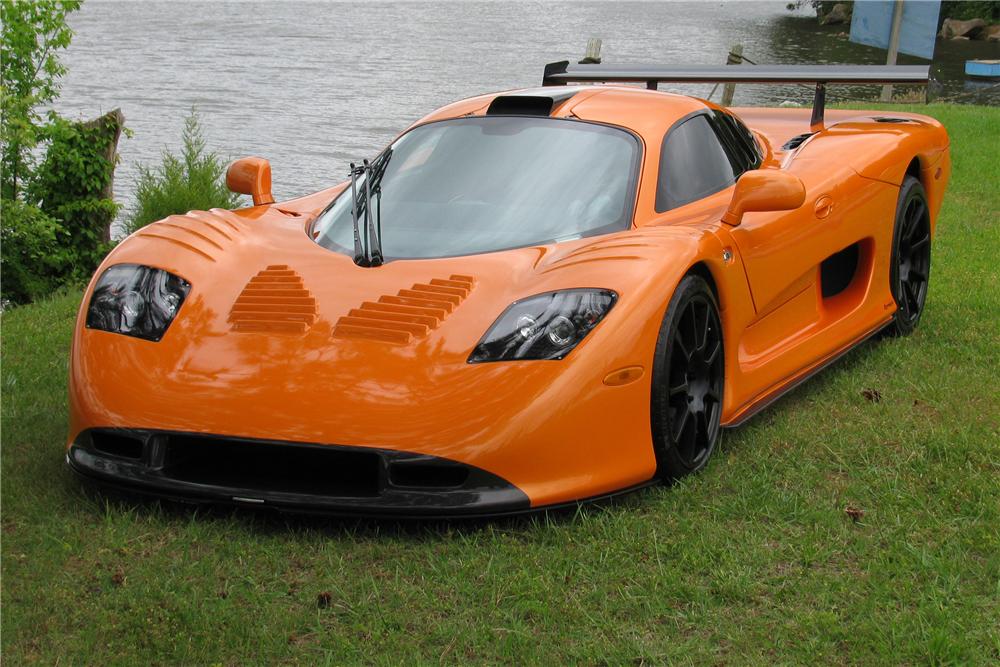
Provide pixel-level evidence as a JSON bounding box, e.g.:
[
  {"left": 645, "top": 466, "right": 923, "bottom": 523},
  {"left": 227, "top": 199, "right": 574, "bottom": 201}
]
[
  {"left": 721, "top": 170, "right": 806, "bottom": 226},
  {"left": 225, "top": 156, "right": 274, "bottom": 206},
  {"left": 68, "top": 87, "right": 949, "bottom": 509}
]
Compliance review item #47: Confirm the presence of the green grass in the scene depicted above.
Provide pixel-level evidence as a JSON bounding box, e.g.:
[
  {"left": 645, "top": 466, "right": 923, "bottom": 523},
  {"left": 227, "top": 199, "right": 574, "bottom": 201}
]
[{"left": 2, "top": 104, "right": 998, "bottom": 665}]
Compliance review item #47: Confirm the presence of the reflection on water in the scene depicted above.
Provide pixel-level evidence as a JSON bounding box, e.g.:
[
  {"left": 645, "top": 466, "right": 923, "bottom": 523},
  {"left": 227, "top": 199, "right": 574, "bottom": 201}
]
[{"left": 57, "top": 1, "right": 996, "bottom": 224}]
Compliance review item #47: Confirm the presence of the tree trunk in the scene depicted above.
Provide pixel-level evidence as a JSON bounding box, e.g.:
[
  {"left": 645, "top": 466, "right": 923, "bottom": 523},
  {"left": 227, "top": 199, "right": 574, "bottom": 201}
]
[{"left": 81, "top": 108, "right": 125, "bottom": 242}]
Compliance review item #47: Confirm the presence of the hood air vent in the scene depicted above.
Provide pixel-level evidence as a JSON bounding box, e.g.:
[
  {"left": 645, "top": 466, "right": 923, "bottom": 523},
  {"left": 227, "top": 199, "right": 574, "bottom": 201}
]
[
  {"left": 229, "top": 265, "right": 317, "bottom": 334},
  {"left": 781, "top": 132, "right": 815, "bottom": 151},
  {"left": 333, "top": 275, "right": 474, "bottom": 345},
  {"left": 872, "top": 116, "right": 919, "bottom": 123}
]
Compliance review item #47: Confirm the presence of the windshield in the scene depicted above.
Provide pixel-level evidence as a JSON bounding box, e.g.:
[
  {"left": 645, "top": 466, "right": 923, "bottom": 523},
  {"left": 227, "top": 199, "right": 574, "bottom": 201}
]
[{"left": 311, "top": 116, "right": 640, "bottom": 260}]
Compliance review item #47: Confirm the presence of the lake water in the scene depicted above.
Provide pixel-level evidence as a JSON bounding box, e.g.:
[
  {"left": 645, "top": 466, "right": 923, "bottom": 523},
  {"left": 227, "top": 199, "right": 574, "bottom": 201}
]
[{"left": 57, "top": 1, "right": 998, "bottom": 226}]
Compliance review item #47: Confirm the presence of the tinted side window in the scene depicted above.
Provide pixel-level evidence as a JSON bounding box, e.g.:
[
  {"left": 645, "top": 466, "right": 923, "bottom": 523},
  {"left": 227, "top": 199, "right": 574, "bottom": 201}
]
[
  {"left": 712, "top": 111, "right": 762, "bottom": 175},
  {"left": 732, "top": 115, "right": 762, "bottom": 165},
  {"left": 656, "top": 114, "right": 736, "bottom": 212}
]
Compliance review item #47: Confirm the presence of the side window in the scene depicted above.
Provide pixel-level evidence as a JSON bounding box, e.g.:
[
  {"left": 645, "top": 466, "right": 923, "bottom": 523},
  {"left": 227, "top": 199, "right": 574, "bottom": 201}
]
[
  {"left": 712, "top": 110, "right": 762, "bottom": 176},
  {"left": 656, "top": 114, "right": 737, "bottom": 212}
]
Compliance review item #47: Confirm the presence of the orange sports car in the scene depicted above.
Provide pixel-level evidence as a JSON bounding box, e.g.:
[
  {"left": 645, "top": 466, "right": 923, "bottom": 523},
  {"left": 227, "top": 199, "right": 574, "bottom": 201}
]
[{"left": 67, "top": 62, "right": 949, "bottom": 517}]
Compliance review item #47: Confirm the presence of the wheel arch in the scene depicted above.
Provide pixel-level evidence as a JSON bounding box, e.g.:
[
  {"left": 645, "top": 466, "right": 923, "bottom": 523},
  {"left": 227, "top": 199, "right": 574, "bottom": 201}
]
[{"left": 686, "top": 261, "right": 721, "bottom": 308}]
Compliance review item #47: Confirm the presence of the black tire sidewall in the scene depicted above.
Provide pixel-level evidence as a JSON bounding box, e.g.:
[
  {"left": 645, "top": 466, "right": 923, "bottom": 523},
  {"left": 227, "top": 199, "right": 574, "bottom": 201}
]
[
  {"left": 650, "top": 274, "right": 723, "bottom": 481},
  {"left": 888, "top": 175, "right": 931, "bottom": 336}
]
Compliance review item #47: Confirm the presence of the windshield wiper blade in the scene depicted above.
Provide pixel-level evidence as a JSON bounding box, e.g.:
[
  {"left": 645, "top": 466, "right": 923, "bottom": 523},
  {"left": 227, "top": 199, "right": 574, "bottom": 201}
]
[
  {"left": 348, "top": 150, "right": 393, "bottom": 268},
  {"left": 348, "top": 162, "right": 367, "bottom": 266},
  {"left": 362, "top": 158, "right": 383, "bottom": 267}
]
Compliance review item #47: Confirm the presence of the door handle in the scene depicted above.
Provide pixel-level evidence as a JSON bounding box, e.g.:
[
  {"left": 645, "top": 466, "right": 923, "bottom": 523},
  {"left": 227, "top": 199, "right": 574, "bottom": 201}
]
[{"left": 814, "top": 195, "right": 834, "bottom": 219}]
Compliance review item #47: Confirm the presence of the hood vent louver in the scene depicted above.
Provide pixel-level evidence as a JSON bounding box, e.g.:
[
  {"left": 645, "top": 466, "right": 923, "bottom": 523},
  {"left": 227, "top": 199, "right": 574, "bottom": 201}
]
[
  {"left": 781, "top": 132, "right": 816, "bottom": 151},
  {"left": 229, "top": 265, "right": 317, "bottom": 334},
  {"left": 333, "top": 275, "right": 474, "bottom": 345}
]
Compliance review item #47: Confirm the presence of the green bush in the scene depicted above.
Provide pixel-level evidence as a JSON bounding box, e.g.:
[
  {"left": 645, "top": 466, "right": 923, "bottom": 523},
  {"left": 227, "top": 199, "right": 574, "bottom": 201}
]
[
  {"left": 29, "top": 113, "right": 122, "bottom": 274},
  {"left": 0, "top": 0, "right": 122, "bottom": 306},
  {"left": 1, "top": 0, "right": 82, "bottom": 201},
  {"left": 941, "top": 1, "right": 1000, "bottom": 22},
  {"left": 2, "top": 112, "right": 124, "bottom": 306},
  {"left": 125, "top": 111, "right": 241, "bottom": 235},
  {"left": 0, "top": 199, "right": 72, "bottom": 305}
]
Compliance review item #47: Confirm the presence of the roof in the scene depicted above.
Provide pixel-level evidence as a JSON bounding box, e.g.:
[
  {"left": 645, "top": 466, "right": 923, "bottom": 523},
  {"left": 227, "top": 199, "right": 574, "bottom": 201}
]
[{"left": 411, "top": 85, "right": 713, "bottom": 141}]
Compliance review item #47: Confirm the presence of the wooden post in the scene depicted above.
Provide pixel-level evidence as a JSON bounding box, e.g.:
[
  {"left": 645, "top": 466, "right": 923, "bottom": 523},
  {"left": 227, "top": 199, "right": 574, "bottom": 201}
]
[
  {"left": 721, "top": 44, "right": 743, "bottom": 106},
  {"left": 579, "top": 38, "right": 602, "bottom": 64},
  {"left": 880, "top": 0, "right": 904, "bottom": 102},
  {"left": 81, "top": 108, "right": 125, "bottom": 243}
]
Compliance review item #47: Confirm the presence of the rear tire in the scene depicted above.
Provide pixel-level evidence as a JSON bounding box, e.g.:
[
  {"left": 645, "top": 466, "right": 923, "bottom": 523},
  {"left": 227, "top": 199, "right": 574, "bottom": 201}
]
[
  {"left": 886, "top": 176, "right": 932, "bottom": 337},
  {"left": 650, "top": 275, "right": 724, "bottom": 481}
]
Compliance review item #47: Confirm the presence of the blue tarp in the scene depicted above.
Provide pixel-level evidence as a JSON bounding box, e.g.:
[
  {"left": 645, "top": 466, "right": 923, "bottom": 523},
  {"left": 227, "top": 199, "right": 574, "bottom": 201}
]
[{"left": 849, "top": 0, "right": 942, "bottom": 60}]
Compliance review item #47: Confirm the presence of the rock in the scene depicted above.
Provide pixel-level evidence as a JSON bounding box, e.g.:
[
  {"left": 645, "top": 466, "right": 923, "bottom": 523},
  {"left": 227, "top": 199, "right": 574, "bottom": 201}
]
[
  {"left": 985, "top": 25, "right": 1000, "bottom": 42},
  {"left": 939, "top": 18, "right": 986, "bottom": 40},
  {"left": 821, "top": 3, "right": 851, "bottom": 25},
  {"left": 779, "top": 100, "right": 800, "bottom": 108}
]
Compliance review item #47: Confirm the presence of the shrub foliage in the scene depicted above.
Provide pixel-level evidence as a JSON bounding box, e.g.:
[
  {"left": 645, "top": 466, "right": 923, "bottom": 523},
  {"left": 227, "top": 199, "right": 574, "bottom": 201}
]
[
  {"left": 31, "top": 112, "right": 122, "bottom": 268},
  {"left": 125, "top": 111, "right": 241, "bottom": 235},
  {"left": 2, "top": 112, "right": 123, "bottom": 305},
  {"left": 0, "top": 200, "right": 71, "bottom": 304},
  {"left": 1, "top": 0, "right": 81, "bottom": 201},
  {"left": 0, "top": 0, "right": 108, "bottom": 306}
]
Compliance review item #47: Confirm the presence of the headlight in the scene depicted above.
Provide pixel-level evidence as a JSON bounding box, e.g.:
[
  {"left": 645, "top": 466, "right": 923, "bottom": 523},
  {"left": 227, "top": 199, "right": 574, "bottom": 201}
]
[
  {"left": 86, "top": 264, "right": 191, "bottom": 341},
  {"left": 468, "top": 289, "right": 617, "bottom": 362}
]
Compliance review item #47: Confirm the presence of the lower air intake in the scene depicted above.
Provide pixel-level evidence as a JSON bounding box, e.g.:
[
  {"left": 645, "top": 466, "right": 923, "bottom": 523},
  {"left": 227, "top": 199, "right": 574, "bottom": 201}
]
[{"left": 164, "top": 435, "right": 380, "bottom": 497}]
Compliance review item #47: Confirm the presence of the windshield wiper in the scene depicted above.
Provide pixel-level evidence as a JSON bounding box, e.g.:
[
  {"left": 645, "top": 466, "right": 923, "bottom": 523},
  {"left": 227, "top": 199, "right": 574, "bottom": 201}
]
[
  {"left": 362, "top": 159, "right": 383, "bottom": 267},
  {"left": 348, "top": 163, "right": 367, "bottom": 266},
  {"left": 348, "top": 150, "right": 393, "bottom": 267}
]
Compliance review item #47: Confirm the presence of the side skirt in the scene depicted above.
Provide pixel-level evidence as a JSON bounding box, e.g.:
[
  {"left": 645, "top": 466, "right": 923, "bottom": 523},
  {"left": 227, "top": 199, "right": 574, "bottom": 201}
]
[{"left": 723, "top": 317, "right": 892, "bottom": 428}]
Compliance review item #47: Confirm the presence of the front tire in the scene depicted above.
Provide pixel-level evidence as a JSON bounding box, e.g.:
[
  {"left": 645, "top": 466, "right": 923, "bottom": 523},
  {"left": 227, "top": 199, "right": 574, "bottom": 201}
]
[
  {"left": 886, "top": 175, "right": 932, "bottom": 337},
  {"left": 650, "top": 274, "right": 724, "bottom": 481}
]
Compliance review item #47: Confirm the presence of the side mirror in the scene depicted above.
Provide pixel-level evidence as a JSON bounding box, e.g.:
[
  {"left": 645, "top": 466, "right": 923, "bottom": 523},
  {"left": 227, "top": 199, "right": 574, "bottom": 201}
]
[
  {"left": 226, "top": 157, "right": 274, "bottom": 206},
  {"left": 722, "top": 170, "right": 805, "bottom": 226}
]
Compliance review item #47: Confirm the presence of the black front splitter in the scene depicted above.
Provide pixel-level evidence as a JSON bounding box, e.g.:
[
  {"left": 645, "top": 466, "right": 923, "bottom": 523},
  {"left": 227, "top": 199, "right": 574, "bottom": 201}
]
[{"left": 65, "top": 430, "right": 658, "bottom": 520}]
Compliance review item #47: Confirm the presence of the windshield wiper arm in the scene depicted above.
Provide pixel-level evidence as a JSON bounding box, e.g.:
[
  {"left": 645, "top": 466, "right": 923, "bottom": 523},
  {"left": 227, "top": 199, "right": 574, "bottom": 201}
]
[
  {"left": 348, "top": 150, "right": 393, "bottom": 268},
  {"left": 362, "top": 159, "right": 383, "bottom": 267},
  {"left": 348, "top": 162, "right": 367, "bottom": 266}
]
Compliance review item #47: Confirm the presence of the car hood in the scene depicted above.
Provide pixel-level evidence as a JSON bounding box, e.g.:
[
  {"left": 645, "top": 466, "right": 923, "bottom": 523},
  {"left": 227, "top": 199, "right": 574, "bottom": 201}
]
[{"left": 95, "top": 201, "right": 693, "bottom": 366}]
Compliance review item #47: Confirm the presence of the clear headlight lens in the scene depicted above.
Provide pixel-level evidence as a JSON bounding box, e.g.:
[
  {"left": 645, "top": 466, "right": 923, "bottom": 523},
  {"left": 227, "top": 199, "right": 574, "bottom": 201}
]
[
  {"left": 86, "top": 264, "right": 191, "bottom": 341},
  {"left": 468, "top": 289, "right": 617, "bottom": 362}
]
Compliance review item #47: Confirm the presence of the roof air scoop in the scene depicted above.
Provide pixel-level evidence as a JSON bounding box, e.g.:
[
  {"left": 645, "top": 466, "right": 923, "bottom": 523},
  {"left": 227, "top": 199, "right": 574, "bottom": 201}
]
[
  {"left": 485, "top": 88, "right": 583, "bottom": 116},
  {"left": 487, "top": 96, "right": 557, "bottom": 116}
]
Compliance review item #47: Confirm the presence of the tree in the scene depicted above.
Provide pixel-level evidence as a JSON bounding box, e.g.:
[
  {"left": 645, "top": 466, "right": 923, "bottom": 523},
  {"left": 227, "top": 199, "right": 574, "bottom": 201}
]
[
  {"left": 0, "top": 0, "right": 82, "bottom": 200},
  {"left": 125, "top": 110, "right": 241, "bottom": 234},
  {"left": 940, "top": 2, "right": 1000, "bottom": 23}
]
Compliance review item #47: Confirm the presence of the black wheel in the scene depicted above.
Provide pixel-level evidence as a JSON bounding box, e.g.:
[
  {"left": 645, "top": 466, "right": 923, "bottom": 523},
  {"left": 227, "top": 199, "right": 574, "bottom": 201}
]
[
  {"left": 650, "top": 274, "right": 724, "bottom": 481},
  {"left": 887, "top": 175, "right": 932, "bottom": 337}
]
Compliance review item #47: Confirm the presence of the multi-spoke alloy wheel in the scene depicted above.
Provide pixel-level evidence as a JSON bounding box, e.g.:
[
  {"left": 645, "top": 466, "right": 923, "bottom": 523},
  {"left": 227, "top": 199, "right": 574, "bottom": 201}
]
[
  {"left": 888, "top": 176, "right": 932, "bottom": 337},
  {"left": 651, "top": 275, "right": 724, "bottom": 480}
]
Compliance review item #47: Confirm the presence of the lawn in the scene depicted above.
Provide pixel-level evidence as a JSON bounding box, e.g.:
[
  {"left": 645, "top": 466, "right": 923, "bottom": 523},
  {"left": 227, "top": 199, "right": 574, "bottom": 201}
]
[{"left": 2, "top": 103, "right": 998, "bottom": 665}]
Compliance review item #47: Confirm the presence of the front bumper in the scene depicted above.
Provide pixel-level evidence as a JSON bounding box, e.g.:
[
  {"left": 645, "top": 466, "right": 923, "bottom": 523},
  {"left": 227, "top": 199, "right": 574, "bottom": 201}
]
[{"left": 67, "top": 429, "right": 531, "bottom": 518}]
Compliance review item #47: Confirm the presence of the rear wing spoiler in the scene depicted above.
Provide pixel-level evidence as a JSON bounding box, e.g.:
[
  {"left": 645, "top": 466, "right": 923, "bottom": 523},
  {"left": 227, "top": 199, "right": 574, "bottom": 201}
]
[{"left": 541, "top": 62, "right": 930, "bottom": 129}]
